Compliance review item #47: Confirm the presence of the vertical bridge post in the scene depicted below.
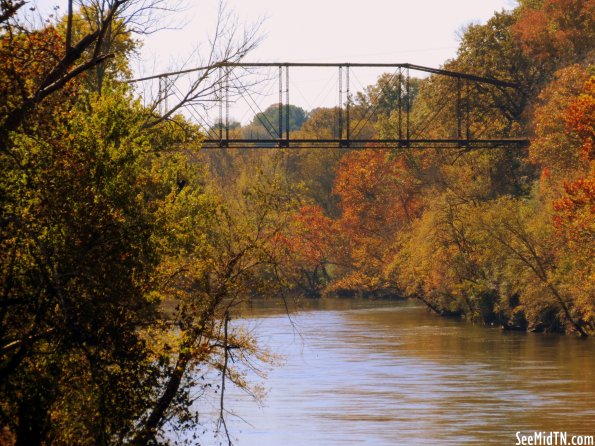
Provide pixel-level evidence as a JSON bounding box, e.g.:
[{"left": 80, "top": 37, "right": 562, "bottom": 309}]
[
  {"left": 406, "top": 67, "right": 410, "bottom": 147},
  {"left": 338, "top": 65, "right": 343, "bottom": 144},
  {"left": 225, "top": 67, "right": 229, "bottom": 142},
  {"left": 465, "top": 79, "right": 471, "bottom": 143},
  {"left": 218, "top": 68, "right": 223, "bottom": 143},
  {"left": 346, "top": 65, "right": 350, "bottom": 146},
  {"left": 158, "top": 76, "right": 168, "bottom": 116},
  {"left": 278, "top": 65, "right": 283, "bottom": 146},
  {"left": 286, "top": 65, "right": 290, "bottom": 145},
  {"left": 457, "top": 77, "right": 462, "bottom": 141},
  {"left": 338, "top": 65, "right": 351, "bottom": 148},
  {"left": 398, "top": 67, "right": 402, "bottom": 145}
]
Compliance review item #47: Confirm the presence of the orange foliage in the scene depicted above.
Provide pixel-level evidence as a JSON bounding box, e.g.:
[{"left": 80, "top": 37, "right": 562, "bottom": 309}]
[
  {"left": 565, "top": 76, "right": 595, "bottom": 161},
  {"left": 554, "top": 175, "right": 595, "bottom": 237},
  {"left": 334, "top": 150, "right": 421, "bottom": 235},
  {"left": 272, "top": 204, "right": 340, "bottom": 295},
  {"left": 529, "top": 65, "right": 590, "bottom": 185},
  {"left": 0, "top": 26, "right": 79, "bottom": 128},
  {"left": 553, "top": 75, "right": 595, "bottom": 242},
  {"left": 513, "top": 8, "right": 553, "bottom": 63},
  {"left": 329, "top": 149, "right": 422, "bottom": 293},
  {"left": 278, "top": 205, "right": 336, "bottom": 267},
  {"left": 513, "top": 0, "right": 595, "bottom": 63}
]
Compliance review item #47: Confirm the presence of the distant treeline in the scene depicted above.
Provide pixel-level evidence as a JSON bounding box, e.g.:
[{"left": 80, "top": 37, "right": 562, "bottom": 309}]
[{"left": 204, "top": 0, "right": 594, "bottom": 336}]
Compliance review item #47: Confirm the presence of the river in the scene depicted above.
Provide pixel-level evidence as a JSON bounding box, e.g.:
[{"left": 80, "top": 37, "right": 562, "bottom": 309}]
[{"left": 189, "top": 298, "right": 595, "bottom": 445}]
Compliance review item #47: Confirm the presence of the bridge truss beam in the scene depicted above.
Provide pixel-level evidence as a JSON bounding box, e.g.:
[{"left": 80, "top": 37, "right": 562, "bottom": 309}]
[{"left": 132, "top": 62, "right": 530, "bottom": 150}]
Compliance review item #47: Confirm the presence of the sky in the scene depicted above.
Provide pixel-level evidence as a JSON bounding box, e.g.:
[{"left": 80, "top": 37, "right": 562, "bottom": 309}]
[
  {"left": 140, "top": 0, "right": 517, "bottom": 67},
  {"left": 33, "top": 0, "right": 518, "bottom": 125}
]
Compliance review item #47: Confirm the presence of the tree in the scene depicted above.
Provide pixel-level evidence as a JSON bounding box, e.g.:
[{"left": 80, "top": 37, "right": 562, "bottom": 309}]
[
  {"left": 452, "top": 11, "right": 540, "bottom": 131},
  {"left": 529, "top": 65, "right": 591, "bottom": 184},
  {"left": 0, "top": 0, "right": 151, "bottom": 141},
  {"left": 513, "top": 0, "right": 595, "bottom": 67},
  {"left": 355, "top": 72, "right": 420, "bottom": 118},
  {"left": 550, "top": 74, "right": 595, "bottom": 332},
  {"left": 273, "top": 205, "right": 338, "bottom": 297},
  {"left": 242, "top": 103, "right": 307, "bottom": 139},
  {"left": 0, "top": 1, "right": 24, "bottom": 25},
  {"left": 328, "top": 150, "right": 422, "bottom": 296},
  {"left": 0, "top": 85, "right": 291, "bottom": 445},
  {"left": 131, "top": 158, "right": 298, "bottom": 445},
  {"left": 55, "top": 6, "right": 139, "bottom": 94},
  {"left": 290, "top": 107, "right": 345, "bottom": 216},
  {"left": 385, "top": 196, "right": 476, "bottom": 319},
  {"left": 1, "top": 88, "right": 164, "bottom": 444},
  {"left": 0, "top": 1, "right": 276, "bottom": 444},
  {"left": 476, "top": 197, "right": 591, "bottom": 336}
]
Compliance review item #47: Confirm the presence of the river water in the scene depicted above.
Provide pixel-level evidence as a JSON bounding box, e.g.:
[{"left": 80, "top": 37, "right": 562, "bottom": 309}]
[{"left": 193, "top": 299, "right": 595, "bottom": 445}]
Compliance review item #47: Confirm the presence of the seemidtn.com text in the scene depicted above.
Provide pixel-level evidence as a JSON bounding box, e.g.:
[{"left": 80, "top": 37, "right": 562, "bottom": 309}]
[{"left": 516, "top": 432, "right": 594, "bottom": 446}]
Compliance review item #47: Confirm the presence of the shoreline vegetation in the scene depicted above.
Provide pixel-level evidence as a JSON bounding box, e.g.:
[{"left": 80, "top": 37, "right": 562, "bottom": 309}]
[{"left": 1, "top": 0, "right": 593, "bottom": 444}]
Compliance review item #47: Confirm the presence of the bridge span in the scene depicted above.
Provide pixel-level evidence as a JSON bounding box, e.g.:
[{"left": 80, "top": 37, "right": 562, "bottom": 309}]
[{"left": 131, "top": 62, "right": 530, "bottom": 150}]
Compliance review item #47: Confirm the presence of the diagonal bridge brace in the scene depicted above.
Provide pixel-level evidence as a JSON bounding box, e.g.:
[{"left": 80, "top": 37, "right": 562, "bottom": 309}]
[{"left": 130, "top": 62, "right": 530, "bottom": 150}]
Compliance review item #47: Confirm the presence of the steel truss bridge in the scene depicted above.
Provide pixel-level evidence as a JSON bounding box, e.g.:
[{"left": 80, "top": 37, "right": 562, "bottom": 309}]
[{"left": 132, "top": 62, "right": 530, "bottom": 150}]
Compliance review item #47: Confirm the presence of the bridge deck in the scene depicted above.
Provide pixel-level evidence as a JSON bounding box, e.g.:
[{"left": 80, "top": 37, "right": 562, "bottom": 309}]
[{"left": 202, "top": 138, "right": 530, "bottom": 149}]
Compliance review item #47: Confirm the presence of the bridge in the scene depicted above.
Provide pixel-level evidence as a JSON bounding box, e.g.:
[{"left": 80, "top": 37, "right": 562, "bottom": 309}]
[{"left": 131, "top": 62, "right": 530, "bottom": 150}]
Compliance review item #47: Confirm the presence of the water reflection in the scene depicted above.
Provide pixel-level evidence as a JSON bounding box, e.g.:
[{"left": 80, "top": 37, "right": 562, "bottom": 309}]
[{"left": 199, "top": 299, "right": 595, "bottom": 445}]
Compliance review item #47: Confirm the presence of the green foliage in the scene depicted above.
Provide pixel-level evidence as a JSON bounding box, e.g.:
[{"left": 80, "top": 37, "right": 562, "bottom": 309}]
[
  {"left": 0, "top": 6, "right": 285, "bottom": 444},
  {"left": 355, "top": 73, "right": 420, "bottom": 116},
  {"left": 1, "top": 88, "right": 161, "bottom": 443},
  {"left": 244, "top": 103, "right": 307, "bottom": 138}
]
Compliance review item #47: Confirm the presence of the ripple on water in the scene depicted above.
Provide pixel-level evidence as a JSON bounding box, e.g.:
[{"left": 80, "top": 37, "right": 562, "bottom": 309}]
[{"left": 185, "top": 300, "right": 595, "bottom": 446}]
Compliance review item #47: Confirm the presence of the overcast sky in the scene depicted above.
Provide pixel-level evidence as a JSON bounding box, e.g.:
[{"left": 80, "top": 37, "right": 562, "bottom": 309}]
[
  {"left": 33, "top": 0, "right": 518, "bottom": 124},
  {"left": 142, "top": 0, "right": 516, "bottom": 66}
]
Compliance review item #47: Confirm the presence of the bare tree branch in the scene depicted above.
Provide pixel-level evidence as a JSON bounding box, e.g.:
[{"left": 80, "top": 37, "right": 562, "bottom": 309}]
[
  {"left": 1, "top": 0, "right": 188, "bottom": 143},
  {"left": 0, "top": 0, "right": 24, "bottom": 25},
  {"left": 134, "top": 1, "right": 263, "bottom": 128}
]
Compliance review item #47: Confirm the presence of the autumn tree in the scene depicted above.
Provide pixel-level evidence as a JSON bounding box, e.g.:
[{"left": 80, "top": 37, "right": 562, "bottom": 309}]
[
  {"left": 328, "top": 150, "right": 422, "bottom": 296},
  {"left": 529, "top": 65, "right": 591, "bottom": 185},
  {"left": 273, "top": 205, "right": 338, "bottom": 297},
  {"left": 550, "top": 73, "right": 595, "bottom": 332},
  {"left": 513, "top": 0, "right": 595, "bottom": 68},
  {"left": 0, "top": 1, "right": 280, "bottom": 444}
]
